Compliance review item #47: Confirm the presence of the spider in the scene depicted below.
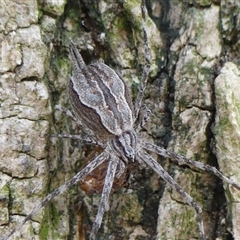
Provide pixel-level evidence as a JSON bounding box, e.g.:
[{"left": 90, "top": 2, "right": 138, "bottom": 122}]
[{"left": 3, "top": 1, "right": 240, "bottom": 240}]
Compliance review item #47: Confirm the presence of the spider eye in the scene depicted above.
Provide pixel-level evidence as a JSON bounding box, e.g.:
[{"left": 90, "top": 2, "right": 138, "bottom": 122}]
[
  {"left": 124, "top": 145, "right": 135, "bottom": 160},
  {"left": 110, "top": 131, "right": 136, "bottom": 162}
]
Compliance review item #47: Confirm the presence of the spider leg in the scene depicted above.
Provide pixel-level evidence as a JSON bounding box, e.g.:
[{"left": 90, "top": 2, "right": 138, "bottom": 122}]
[
  {"left": 55, "top": 105, "right": 83, "bottom": 126},
  {"left": 144, "top": 142, "right": 240, "bottom": 190},
  {"left": 137, "top": 151, "right": 205, "bottom": 240},
  {"left": 2, "top": 151, "right": 108, "bottom": 240},
  {"left": 134, "top": 0, "right": 151, "bottom": 119},
  {"left": 51, "top": 133, "right": 102, "bottom": 146},
  {"left": 115, "top": 159, "right": 125, "bottom": 178},
  {"left": 89, "top": 156, "right": 118, "bottom": 240},
  {"left": 135, "top": 104, "right": 152, "bottom": 132},
  {"left": 54, "top": 105, "right": 100, "bottom": 144}
]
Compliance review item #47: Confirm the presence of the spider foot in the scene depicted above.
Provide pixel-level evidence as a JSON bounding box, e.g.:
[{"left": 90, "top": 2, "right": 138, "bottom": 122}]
[{"left": 89, "top": 222, "right": 100, "bottom": 240}]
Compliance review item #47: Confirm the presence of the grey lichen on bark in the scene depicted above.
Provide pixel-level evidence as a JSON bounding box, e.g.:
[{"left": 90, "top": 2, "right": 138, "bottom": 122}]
[
  {"left": 214, "top": 62, "right": 240, "bottom": 239},
  {"left": 0, "top": 0, "right": 70, "bottom": 239},
  {"left": 157, "top": 3, "right": 221, "bottom": 239},
  {"left": 1, "top": 0, "right": 240, "bottom": 239}
]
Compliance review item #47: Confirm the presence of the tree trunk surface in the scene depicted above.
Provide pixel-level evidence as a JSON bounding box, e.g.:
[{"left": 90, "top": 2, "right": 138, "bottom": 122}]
[{"left": 1, "top": 0, "right": 240, "bottom": 240}]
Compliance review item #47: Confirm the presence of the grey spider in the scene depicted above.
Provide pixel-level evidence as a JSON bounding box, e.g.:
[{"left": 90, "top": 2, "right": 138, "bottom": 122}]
[{"left": 3, "top": 1, "right": 240, "bottom": 240}]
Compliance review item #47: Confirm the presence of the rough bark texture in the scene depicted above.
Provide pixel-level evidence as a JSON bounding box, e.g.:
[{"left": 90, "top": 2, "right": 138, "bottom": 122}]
[{"left": 1, "top": 0, "right": 240, "bottom": 240}]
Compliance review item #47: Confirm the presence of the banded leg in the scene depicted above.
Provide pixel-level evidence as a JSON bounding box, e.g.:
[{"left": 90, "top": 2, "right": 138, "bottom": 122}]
[
  {"left": 2, "top": 151, "right": 108, "bottom": 240},
  {"left": 134, "top": 0, "right": 151, "bottom": 119},
  {"left": 52, "top": 133, "right": 100, "bottom": 145},
  {"left": 54, "top": 105, "right": 98, "bottom": 143},
  {"left": 135, "top": 104, "right": 152, "bottom": 132},
  {"left": 115, "top": 159, "right": 126, "bottom": 178},
  {"left": 89, "top": 157, "right": 118, "bottom": 240},
  {"left": 144, "top": 142, "right": 240, "bottom": 190},
  {"left": 55, "top": 105, "right": 83, "bottom": 126},
  {"left": 137, "top": 151, "right": 205, "bottom": 240}
]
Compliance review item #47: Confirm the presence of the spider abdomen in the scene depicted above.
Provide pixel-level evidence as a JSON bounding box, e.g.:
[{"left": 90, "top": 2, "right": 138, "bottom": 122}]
[{"left": 69, "top": 44, "right": 134, "bottom": 139}]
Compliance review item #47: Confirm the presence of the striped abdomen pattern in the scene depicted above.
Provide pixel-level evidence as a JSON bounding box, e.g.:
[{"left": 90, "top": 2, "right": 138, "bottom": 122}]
[{"left": 69, "top": 44, "right": 134, "bottom": 140}]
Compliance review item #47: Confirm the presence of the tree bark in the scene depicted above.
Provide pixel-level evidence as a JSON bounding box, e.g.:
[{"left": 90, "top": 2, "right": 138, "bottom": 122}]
[{"left": 1, "top": 0, "right": 240, "bottom": 239}]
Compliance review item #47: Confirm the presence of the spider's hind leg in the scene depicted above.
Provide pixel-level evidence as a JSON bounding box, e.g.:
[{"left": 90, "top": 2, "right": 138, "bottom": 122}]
[
  {"left": 54, "top": 105, "right": 103, "bottom": 145},
  {"left": 134, "top": 0, "right": 151, "bottom": 119},
  {"left": 51, "top": 133, "right": 100, "bottom": 145},
  {"left": 55, "top": 105, "right": 82, "bottom": 126},
  {"left": 135, "top": 104, "right": 152, "bottom": 132}
]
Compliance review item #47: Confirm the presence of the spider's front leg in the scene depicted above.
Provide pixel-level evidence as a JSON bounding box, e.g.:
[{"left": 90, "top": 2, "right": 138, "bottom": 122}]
[
  {"left": 144, "top": 142, "right": 240, "bottom": 190},
  {"left": 137, "top": 151, "right": 205, "bottom": 240},
  {"left": 89, "top": 156, "right": 119, "bottom": 240},
  {"left": 2, "top": 151, "right": 109, "bottom": 240},
  {"left": 142, "top": 141, "right": 240, "bottom": 239}
]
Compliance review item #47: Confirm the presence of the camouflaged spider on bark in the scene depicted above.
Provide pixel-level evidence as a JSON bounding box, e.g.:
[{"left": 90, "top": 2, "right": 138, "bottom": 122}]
[{"left": 3, "top": 1, "right": 240, "bottom": 240}]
